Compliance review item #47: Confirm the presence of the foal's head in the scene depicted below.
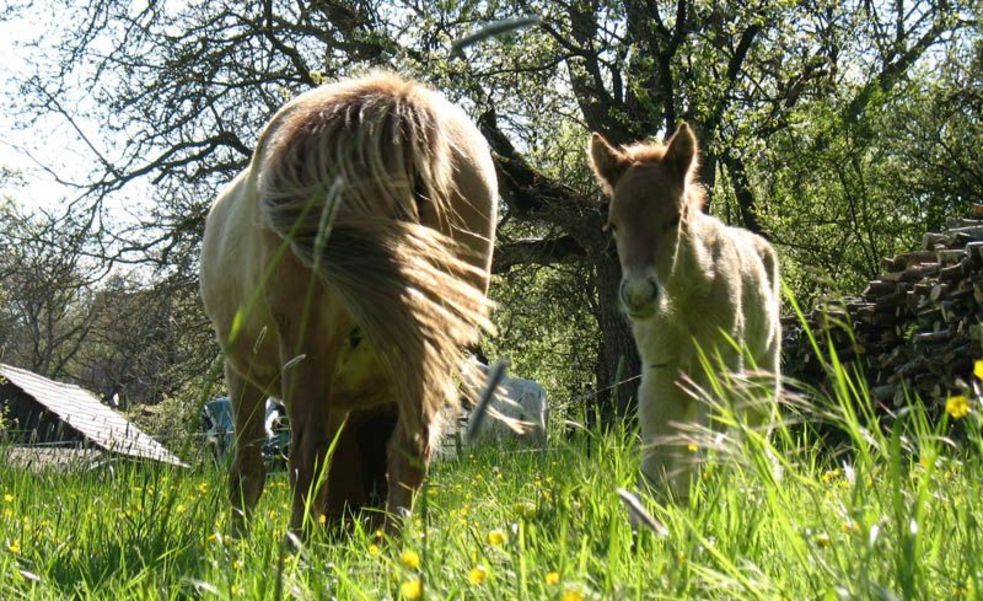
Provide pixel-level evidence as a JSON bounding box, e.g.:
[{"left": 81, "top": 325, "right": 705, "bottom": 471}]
[{"left": 588, "top": 123, "right": 700, "bottom": 320}]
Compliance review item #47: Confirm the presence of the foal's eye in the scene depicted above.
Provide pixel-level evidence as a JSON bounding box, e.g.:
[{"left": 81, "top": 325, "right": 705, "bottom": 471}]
[{"left": 664, "top": 214, "right": 681, "bottom": 231}]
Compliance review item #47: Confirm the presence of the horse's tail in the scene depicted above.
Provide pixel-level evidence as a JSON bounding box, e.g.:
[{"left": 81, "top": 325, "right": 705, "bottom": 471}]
[{"left": 257, "top": 73, "right": 494, "bottom": 436}]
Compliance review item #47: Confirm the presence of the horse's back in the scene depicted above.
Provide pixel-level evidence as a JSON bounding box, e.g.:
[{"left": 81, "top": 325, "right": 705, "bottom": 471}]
[
  {"left": 723, "top": 224, "right": 781, "bottom": 359},
  {"left": 200, "top": 169, "right": 288, "bottom": 384},
  {"left": 200, "top": 170, "right": 262, "bottom": 340},
  {"left": 724, "top": 226, "right": 778, "bottom": 289}
]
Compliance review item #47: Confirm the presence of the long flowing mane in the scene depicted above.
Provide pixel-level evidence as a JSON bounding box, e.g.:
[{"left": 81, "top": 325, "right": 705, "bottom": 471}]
[{"left": 257, "top": 73, "right": 493, "bottom": 434}]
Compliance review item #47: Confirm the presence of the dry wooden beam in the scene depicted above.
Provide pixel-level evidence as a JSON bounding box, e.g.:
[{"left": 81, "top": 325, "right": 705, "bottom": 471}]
[
  {"left": 947, "top": 225, "right": 983, "bottom": 239},
  {"left": 939, "top": 260, "right": 968, "bottom": 282},
  {"left": 923, "top": 232, "right": 950, "bottom": 249},
  {"left": 937, "top": 249, "right": 966, "bottom": 265},
  {"left": 902, "top": 262, "right": 941, "bottom": 281},
  {"left": 913, "top": 329, "right": 952, "bottom": 344},
  {"left": 946, "top": 218, "right": 983, "bottom": 229}
]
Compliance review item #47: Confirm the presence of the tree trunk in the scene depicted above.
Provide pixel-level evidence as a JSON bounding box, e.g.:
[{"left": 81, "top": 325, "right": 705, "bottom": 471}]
[
  {"left": 588, "top": 347, "right": 608, "bottom": 431},
  {"left": 592, "top": 247, "right": 641, "bottom": 425},
  {"left": 700, "top": 150, "right": 718, "bottom": 214},
  {"left": 723, "top": 153, "right": 763, "bottom": 235}
]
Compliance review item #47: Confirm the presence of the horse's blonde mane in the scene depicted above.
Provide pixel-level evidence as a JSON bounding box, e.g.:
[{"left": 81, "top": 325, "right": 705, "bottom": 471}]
[
  {"left": 260, "top": 71, "right": 460, "bottom": 231},
  {"left": 257, "top": 72, "right": 492, "bottom": 434}
]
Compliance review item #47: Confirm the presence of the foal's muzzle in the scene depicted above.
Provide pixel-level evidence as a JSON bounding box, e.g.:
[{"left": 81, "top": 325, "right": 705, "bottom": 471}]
[{"left": 620, "top": 277, "right": 659, "bottom": 319}]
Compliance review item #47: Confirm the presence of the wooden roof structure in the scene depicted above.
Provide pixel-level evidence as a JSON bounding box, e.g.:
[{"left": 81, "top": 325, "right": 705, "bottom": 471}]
[{"left": 0, "top": 363, "right": 186, "bottom": 466}]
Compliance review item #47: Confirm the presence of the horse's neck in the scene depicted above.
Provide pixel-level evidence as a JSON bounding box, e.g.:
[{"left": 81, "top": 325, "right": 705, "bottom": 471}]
[{"left": 663, "top": 208, "right": 715, "bottom": 295}]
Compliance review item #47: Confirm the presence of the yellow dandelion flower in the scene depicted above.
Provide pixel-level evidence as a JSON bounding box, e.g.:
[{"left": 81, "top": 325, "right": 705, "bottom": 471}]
[
  {"left": 468, "top": 564, "right": 489, "bottom": 585},
  {"left": 374, "top": 529, "right": 385, "bottom": 540},
  {"left": 545, "top": 571, "right": 561, "bottom": 585},
  {"left": 3, "top": 508, "right": 12, "bottom": 519},
  {"left": 175, "top": 504, "right": 186, "bottom": 514},
  {"left": 400, "top": 578, "right": 422, "bottom": 600},
  {"left": 2, "top": 494, "right": 13, "bottom": 503},
  {"left": 975, "top": 359, "right": 983, "bottom": 380},
  {"left": 197, "top": 482, "right": 209, "bottom": 494},
  {"left": 841, "top": 520, "right": 860, "bottom": 534},
  {"left": 318, "top": 514, "right": 327, "bottom": 525},
  {"left": 821, "top": 468, "right": 841, "bottom": 484},
  {"left": 946, "top": 395, "right": 971, "bottom": 420},
  {"left": 687, "top": 442, "right": 698, "bottom": 453},
  {"left": 368, "top": 544, "right": 381, "bottom": 557},
  {"left": 487, "top": 529, "right": 507, "bottom": 546},
  {"left": 8, "top": 540, "right": 21, "bottom": 554},
  {"left": 400, "top": 549, "right": 421, "bottom": 570},
  {"left": 561, "top": 588, "right": 584, "bottom": 601}
]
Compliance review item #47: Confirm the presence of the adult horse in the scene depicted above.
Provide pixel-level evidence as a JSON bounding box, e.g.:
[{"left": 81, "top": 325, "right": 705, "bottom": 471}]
[
  {"left": 588, "top": 123, "right": 781, "bottom": 500},
  {"left": 200, "top": 72, "right": 497, "bottom": 534}
]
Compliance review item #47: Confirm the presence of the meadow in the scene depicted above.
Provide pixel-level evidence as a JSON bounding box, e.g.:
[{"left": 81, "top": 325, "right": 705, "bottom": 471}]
[{"left": 2, "top": 345, "right": 982, "bottom": 601}]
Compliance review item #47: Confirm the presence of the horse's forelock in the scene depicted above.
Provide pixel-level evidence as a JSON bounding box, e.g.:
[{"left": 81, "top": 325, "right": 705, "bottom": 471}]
[{"left": 614, "top": 139, "right": 704, "bottom": 211}]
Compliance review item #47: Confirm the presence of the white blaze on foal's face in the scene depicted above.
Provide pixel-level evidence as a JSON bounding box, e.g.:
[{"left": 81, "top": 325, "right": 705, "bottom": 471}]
[{"left": 587, "top": 124, "right": 698, "bottom": 320}]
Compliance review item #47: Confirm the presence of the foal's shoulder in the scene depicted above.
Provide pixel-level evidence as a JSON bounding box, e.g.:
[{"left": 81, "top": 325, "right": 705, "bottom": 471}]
[
  {"left": 722, "top": 224, "right": 779, "bottom": 284},
  {"left": 722, "top": 222, "right": 772, "bottom": 251}
]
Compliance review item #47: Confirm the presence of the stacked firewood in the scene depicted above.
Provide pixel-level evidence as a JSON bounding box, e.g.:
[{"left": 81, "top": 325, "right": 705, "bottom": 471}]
[{"left": 783, "top": 206, "right": 983, "bottom": 410}]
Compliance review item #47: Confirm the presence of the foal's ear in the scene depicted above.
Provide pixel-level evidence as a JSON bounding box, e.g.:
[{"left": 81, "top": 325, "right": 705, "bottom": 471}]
[
  {"left": 588, "top": 133, "right": 629, "bottom": 197},
  {"left": 664, "top": 122, "right": 698, "bottom": 181}
]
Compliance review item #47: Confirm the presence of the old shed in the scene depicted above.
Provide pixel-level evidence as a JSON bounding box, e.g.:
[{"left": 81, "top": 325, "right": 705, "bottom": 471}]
[{"left": 0, "top": 363, "right": 185, "bottom": 466}]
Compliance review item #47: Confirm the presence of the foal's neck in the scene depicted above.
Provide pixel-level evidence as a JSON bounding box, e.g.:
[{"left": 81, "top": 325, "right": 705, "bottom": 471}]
[{"left": 661, "top": 192, "right": 714, "bottom": 293}]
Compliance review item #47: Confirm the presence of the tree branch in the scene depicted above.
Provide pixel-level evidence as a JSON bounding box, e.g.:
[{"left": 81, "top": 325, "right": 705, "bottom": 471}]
[{"left": 492, "top": 235, "right": 588, "bottom": 273}]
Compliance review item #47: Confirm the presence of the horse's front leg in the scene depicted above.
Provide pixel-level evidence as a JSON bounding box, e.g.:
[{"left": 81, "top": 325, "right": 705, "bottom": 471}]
[
  {"left": 226, "top": 365, "right": 269, "bottom": 536},
  {"left": 282, "top": 375, "right": 333, "bottom": 535},
  {"left": 384, "top": 413, "right": 431, "bottom": 532},
  {"left": 638, "top": 366, "right": 701, "bottom": 502},
  {"left": 321, "top": 411, "right": 368, "bottom": 524},
  {"left": 276, "top": 325, "right": 346, "bottom": 536}
]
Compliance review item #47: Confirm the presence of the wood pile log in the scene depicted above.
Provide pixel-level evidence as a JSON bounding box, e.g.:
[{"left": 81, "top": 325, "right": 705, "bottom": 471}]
[{"left": 783, "top": 209, "right": 983, "bottom": 413}]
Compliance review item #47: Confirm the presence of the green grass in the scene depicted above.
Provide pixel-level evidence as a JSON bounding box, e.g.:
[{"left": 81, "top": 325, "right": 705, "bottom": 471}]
[{"left": 3, "top": 334, "right": 983, "bottom": 600}]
